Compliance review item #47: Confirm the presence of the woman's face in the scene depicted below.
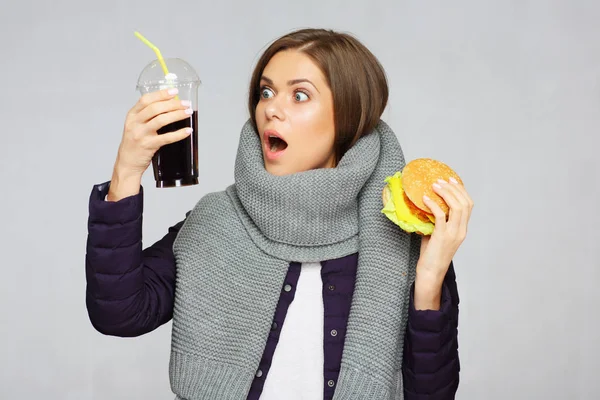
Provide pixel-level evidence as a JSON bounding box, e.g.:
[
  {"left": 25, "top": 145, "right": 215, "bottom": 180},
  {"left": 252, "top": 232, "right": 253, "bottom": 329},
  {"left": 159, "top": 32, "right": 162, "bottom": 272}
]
[{"left": 255, "top": 50, "right": 336, "bottom": 176}]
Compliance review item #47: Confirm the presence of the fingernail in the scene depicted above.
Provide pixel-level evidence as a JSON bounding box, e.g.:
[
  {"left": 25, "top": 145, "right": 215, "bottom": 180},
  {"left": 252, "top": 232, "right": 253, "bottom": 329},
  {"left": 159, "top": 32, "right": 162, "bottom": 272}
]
[
  {"left": 449, "top": 177, "right": 458, "bottom": 184},
  {"left": 181, "top": 100, "right": 191, "bottom": 107},
  {"left": 437, "top": 179, "right": 447, "bottom": 185},
  {"left": 185, "top": 128, "right": 193, "bottom": 134},
  {"left": 185, "top": 108, "right": 194, "bottom": 114},
  {"left": 168, "top": 88, "right": 179, "bottom": 95},
  {"left": 433, "top": 183, "right": 442, "bottom": 189},
  {"left": 423, "top": 195, "right": 431, "bottom": 201}
]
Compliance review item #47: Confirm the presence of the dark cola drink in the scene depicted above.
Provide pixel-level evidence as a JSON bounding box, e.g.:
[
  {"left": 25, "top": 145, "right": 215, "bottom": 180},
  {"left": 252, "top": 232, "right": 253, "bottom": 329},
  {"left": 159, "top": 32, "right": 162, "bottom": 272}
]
[{"left": 152, "top": 110, "right": 199, "bottom": 188}]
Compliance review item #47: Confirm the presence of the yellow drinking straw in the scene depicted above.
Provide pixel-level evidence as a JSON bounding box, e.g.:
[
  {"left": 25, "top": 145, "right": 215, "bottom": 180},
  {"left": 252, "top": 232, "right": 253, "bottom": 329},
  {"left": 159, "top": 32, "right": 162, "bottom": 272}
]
[
  {"left": 134, "top": 31, "right": 170, "bottom": 75},
  {"left": 134, "top": 31, "right": 179, "bottom": 98}
]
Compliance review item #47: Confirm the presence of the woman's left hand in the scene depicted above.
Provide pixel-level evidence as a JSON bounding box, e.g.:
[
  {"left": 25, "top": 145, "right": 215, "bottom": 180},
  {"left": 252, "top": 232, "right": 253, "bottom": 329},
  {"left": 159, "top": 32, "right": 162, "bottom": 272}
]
[{"left": 414, "top": 177, "right": 474, "bottom": 309}]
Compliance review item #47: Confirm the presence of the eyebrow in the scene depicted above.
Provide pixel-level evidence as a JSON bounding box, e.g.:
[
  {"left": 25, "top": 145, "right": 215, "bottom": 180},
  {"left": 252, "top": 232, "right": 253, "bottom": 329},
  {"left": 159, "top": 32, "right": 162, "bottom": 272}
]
[{"left": 260, "top": 76, "right": 320, "bottom": 93}]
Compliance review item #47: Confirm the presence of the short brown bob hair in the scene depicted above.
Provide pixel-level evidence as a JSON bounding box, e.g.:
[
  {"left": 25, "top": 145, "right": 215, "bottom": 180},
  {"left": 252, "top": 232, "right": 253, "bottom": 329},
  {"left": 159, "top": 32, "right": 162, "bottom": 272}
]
[{"left": 248, "top": 28, "right": 389, "bottom": 165}]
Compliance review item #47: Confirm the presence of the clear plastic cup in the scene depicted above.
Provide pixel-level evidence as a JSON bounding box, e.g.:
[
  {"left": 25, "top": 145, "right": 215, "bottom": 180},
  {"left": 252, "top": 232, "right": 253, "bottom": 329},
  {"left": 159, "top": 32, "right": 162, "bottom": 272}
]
[{"left": 136, "top": 58, "right": 201, "bottom": 188}]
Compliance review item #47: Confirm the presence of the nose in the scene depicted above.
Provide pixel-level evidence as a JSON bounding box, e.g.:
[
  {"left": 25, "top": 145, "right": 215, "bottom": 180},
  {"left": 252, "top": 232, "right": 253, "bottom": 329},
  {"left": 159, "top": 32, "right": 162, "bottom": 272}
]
[{"left": 265, "top": 96, "right": 284, "bottom": 121}]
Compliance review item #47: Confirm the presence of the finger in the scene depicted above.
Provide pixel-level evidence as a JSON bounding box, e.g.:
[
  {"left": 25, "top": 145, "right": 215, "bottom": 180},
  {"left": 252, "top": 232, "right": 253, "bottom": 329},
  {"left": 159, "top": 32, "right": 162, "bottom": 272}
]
[
  {"left": 432, "top": 180, "right": 463, "bottom": 232},
  {"left": 150, "top": 126, "right": 193, "bottom": 147},
  {"left": 441, "top": 180, "right": 470, "bottom": 210},
  {"left": 423, "top": 193, "right": 447, "bottom": 232},
  {"left": 449, "top": 177, "right": 474, "bottom": 210},
  {"left": 147, "top": 109, "right": 194, "bottom": 133},
  {"left": 130, "top": 88, "right": 180, "bottom": 114},
  {"left": 447, "top": 179, "right": 474, "bottom": 234},
  {"left": 441, "top": 180, "right": 472, "bottom": 236},
  {"left": 137, "top": 98, "right": 191, "bottom": 124}
]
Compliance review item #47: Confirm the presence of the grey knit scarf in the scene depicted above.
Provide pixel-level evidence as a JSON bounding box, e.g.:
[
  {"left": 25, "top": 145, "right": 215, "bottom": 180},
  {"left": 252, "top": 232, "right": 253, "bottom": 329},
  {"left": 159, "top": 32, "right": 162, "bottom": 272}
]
[{"left": 170, "top": 119, "right": 421, "bottom": 400}]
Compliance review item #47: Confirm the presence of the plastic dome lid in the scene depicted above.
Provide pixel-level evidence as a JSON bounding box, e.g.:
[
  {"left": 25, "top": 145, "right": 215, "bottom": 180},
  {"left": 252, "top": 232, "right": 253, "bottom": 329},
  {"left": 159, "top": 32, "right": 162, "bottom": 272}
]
[{"left": 136, "top": 58, "right": 200, "bottom": 89}]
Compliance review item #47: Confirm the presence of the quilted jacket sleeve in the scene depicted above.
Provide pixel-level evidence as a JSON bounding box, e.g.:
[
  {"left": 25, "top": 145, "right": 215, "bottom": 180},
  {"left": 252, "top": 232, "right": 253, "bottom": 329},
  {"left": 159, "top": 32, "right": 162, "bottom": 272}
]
[
  {"left": 85, "top": 181, "right": 187, "bottom": 337},
  {"left": 402, "top": 262, "right": 460, "bottom": 399}
]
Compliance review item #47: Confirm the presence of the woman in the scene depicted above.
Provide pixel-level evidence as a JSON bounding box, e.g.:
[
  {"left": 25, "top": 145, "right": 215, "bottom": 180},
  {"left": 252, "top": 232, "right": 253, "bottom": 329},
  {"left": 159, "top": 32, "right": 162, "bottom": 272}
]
[{"left": 86, "top": 28, "right": 472, "bottom": 400}]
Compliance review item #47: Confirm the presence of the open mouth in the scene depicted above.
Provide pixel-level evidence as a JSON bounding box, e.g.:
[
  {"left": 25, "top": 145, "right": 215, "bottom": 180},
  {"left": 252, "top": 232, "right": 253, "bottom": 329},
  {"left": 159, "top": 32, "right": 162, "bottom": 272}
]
[{"left": 267, "top": 135, "right": 288, "bottom": 153}]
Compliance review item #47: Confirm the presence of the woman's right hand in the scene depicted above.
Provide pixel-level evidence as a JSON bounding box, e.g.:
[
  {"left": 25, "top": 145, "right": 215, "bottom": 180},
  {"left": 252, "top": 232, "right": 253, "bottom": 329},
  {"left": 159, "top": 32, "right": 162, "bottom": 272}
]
[
  {"left": 116, "top": 88, "right": 193, "bottom": 176},
  {"left": 107, "top": 88, "right": 193, "bottom": 201}
]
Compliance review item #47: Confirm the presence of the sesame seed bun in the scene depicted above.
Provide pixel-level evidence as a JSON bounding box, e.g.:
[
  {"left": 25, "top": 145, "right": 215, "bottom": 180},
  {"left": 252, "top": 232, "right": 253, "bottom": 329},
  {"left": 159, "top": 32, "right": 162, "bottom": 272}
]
[{"left": 401, "top": 158, "right": 463, "bottom": 216}]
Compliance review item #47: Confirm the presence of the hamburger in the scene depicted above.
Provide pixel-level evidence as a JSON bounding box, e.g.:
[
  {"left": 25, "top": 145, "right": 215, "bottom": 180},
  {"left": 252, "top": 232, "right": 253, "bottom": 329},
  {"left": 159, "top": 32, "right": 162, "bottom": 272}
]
[{"left": 381, "top": 158, "right": 463, "bottom": 235}]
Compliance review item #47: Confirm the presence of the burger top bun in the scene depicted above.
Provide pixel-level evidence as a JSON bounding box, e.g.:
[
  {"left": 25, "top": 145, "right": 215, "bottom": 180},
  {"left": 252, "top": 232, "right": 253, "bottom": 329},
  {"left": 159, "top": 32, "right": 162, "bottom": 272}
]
[{"left": 401, "top": 158, "right": 463, "bottom": 216}]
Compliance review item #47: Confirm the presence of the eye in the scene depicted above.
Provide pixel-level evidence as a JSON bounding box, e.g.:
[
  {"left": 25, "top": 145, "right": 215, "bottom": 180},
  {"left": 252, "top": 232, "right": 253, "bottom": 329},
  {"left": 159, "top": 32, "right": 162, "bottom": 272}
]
[
  {"left": 294, "top": 91, "right": 309, "bottom": 102},
  {"left": 260, "top": 87, "right": 274, "bottom": 99}
]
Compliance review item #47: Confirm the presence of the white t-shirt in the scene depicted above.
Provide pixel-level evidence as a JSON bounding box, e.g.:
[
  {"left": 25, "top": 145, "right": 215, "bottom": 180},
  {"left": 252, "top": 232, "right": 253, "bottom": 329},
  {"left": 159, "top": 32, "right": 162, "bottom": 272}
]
[{"left": 260, "top": 262, "right": 324, "bottom": 400}]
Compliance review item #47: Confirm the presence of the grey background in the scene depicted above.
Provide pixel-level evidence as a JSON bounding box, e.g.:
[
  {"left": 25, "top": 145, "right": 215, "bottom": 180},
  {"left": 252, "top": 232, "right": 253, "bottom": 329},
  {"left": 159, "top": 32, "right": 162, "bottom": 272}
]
[{"left": 1, "top": 0, "right": 598, "bottom": 399}]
